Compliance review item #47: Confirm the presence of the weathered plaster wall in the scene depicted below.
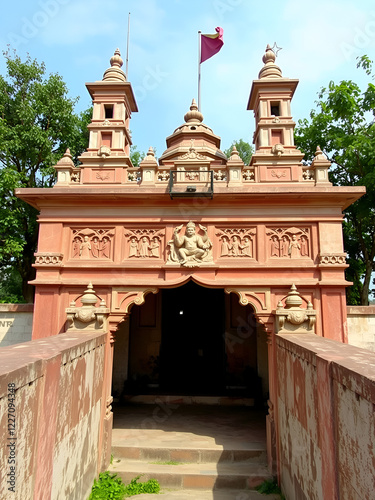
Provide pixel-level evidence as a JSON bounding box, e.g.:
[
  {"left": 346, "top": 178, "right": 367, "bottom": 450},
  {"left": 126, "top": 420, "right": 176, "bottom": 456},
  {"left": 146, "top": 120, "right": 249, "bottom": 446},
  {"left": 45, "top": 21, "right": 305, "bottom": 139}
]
[
  {"left": 347, "top": 305, "right": 375, "bottom": 352},
  {"left": 0, "top": 304, "right": 33, "bottom": 347},
  {"left": 0, "top": 331, "right": 107, "bottom": 500},
  {"left": 276, "top": 333, "right": 375, "bottom": 500}
]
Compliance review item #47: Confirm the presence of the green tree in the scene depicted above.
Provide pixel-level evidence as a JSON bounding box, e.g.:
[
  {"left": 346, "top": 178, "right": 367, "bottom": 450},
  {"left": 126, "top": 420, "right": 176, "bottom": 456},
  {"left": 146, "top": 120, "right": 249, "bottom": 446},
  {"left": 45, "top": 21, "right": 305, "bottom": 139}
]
[
  {"left": 130, "top": 145, "right": 145, "bottom": 167},
  {"left": 224, "top": 138, "right": 253, "bottom": 165},
  {"left": 295, "top": 56, "right": 375, "bottom": 305},
  {"left": 0, "top": 51, "right": 91, "bottom": 302}
]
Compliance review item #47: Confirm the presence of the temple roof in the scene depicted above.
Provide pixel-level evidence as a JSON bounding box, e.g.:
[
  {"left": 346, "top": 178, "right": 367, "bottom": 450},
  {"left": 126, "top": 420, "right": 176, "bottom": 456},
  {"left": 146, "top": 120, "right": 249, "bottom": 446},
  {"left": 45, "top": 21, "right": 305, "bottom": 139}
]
[{"left": 159, "top": 99, "right": 226, "bottom": 164}]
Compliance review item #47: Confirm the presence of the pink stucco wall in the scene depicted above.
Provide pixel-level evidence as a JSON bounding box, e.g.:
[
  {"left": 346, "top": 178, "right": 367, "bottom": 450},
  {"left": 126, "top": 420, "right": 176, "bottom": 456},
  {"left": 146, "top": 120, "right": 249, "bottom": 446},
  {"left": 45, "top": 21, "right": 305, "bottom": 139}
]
[
  {"left": 276, "top": 333, "right": 375, "bottom": 500},
  {"left": 0, "top": 331, "right": 107, "bottom": 500}
]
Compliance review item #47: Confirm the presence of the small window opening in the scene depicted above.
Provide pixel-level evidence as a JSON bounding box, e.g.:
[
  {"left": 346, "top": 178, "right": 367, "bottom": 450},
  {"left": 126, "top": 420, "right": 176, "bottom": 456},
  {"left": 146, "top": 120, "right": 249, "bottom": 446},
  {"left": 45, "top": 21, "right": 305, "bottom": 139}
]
[
  {"left": 104, "top": 105, "right": 114, "bottom": 119},
  {"left": 270, "top": 102, "right": 280, "bottom": 116},
  {"left": 190, "top": 126, "right": 196, "bottom": 130}
]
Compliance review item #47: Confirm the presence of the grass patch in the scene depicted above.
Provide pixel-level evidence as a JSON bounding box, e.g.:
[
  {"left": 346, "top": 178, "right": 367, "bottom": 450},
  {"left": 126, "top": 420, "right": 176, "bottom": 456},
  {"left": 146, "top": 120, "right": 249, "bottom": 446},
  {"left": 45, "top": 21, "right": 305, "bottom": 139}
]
[
  {"left": 256, "top": 479, "right": 285, "bottom": 498},
  {"left": 88, "top": 472, "right": 160, "bottom": 499},
  {"left": 150, "top": 460, "right": 182, "bottom": 465}
]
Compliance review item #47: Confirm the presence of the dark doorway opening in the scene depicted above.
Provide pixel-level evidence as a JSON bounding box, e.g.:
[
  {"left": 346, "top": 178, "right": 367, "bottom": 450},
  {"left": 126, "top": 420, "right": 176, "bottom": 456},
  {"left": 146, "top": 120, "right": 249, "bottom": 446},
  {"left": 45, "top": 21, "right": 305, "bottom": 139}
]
[
  {"left": 114, "top": 282, "right": 268, "bottom": 404},
  {"left": 159, "top": 281, "right": 225, "bottom": 394}
]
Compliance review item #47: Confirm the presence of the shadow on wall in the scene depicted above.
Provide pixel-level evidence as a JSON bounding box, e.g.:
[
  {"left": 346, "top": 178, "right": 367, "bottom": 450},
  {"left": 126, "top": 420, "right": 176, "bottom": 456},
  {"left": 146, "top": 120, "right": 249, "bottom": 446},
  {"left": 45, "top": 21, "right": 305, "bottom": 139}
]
[{"left": 0, "top": 304, "right": 33, "bottom": 347}]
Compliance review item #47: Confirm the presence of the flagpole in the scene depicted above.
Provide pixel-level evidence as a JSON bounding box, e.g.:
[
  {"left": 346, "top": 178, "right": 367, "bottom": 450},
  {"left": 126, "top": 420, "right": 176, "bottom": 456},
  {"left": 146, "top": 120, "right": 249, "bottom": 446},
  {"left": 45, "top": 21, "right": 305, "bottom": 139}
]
[
  {"left": 198, "top": 30, "right": 202, "bottom": 112},
  {"left": 126, "top": 12, "right": 130, "bottom": 78}
]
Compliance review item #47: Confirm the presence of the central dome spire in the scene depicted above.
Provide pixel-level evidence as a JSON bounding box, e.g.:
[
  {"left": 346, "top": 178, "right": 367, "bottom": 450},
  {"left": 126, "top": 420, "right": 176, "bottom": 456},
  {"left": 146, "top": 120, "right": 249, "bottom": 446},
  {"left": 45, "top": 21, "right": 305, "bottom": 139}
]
[{"left": 184, "top": 99, "right": 204, "bottom": 123}]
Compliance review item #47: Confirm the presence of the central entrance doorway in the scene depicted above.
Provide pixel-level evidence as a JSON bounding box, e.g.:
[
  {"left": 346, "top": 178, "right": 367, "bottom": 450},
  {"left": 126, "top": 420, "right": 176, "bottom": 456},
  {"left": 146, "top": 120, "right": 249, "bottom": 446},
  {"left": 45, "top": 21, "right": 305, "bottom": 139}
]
[
  {"left": 112, "top": 281, "right": 268, "bottom": 403},
  {"left": 159, "top": 281, "right": 225, "bottom": 394}
]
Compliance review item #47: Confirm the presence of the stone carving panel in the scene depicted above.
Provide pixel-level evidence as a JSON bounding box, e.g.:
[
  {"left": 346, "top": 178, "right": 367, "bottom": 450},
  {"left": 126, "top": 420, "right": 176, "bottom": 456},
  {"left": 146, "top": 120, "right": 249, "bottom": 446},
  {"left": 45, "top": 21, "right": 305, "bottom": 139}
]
[
  {"left": 216, "top": 228, "right": 256, "bottom": 258},
  {"left": 71, "top": 228, "right": 114, "bottom": 260},
  {"left": 124, "top": 229, "right": 165, "bottom": 259},
  {"left": 267, "top": 227, "right": 310, "bottom": 259},
  {"left": 167, "top": 221, "right": 213, "bottom": 267},
  {"left": 157, "top": 170, "right": 170, "bottom": 182},
  {"left": 319, "top": 253, "right": 347, "bottom": 265},
  {"left": 34, "top": 252, "right": 63, "bottom": 265}
]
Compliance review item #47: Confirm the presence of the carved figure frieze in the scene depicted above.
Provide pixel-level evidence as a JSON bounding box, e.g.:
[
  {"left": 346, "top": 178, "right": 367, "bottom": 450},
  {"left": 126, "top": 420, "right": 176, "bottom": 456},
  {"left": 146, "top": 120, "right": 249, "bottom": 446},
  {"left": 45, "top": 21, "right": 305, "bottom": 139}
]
[
  {"left": 124, "top": 229, "right": 165, "bottom": 259},
  {"left": 216, "top": 228, "right": 256, "bottom": 258},
  {"left": 267, "top": 227, "right": 310, "bottom": 259},
  {"left": 72, "top": 228, "right": 114, "bottom": 259},
  {"left": 167, "top": 221, "right": 213, "bottom": 267}
]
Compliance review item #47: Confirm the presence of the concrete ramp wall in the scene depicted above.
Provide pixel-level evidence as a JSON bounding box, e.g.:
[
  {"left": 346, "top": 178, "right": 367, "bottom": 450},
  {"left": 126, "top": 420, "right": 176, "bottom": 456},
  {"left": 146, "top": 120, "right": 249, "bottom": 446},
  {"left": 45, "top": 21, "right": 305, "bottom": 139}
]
[
  {"left": 276, "top": 333, "right": 375, "bottom": 500},
  {"left": 0, "top": 331, "right": 107, "bottom": 500}
]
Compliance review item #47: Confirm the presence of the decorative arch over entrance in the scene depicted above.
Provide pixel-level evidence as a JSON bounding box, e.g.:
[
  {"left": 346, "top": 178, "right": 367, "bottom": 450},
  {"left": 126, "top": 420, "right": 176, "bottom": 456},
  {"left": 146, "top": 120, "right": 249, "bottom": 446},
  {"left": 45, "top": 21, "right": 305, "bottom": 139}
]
[{"left": 111, "top": 280, "right": 269, "bottom": 404}]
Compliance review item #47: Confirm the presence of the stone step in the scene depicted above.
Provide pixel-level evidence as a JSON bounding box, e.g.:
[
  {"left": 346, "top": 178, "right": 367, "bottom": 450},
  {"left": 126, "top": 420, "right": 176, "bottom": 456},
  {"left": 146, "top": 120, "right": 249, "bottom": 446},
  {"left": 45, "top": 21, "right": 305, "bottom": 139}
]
[
  {"left": 133, "top": 490, "right": 282, "bottom": 500},
  {"left": 109, "top": 458, "right": 272, "bottom": 490},
  {"left": 112, "top": 445, "right": 267, "bottom": 464}
]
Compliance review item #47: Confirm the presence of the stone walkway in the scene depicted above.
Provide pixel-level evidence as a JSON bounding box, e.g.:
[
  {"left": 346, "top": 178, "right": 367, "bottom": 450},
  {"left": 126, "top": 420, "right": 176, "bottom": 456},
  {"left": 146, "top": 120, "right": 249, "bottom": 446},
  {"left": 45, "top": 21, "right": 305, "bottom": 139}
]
[
  {"left": 133, "top": 490, "right": 281, "bottom": 499},
  {"left": 111, "top": 403, "right": 283, "bottom": 499}
]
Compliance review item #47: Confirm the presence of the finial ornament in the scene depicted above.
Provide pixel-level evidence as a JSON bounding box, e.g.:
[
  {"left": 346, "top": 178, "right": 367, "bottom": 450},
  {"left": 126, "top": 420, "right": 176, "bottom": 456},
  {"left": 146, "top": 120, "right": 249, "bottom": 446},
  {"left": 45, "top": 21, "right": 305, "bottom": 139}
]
[
  {"left": 230, "top": 145, "right": 241, "bottom": 159},
  {"left": 56, "top": 148, "right": 74, "bottom": 167},
  {"left": 110, "top": 48, "right": 123, "bottom": 68},
  {"left": 258, "top": 44, "right": 282, "bottom": 79},
  {"left": 314, "top": 145, "right": 327, "bottom": 160},
  {"left": 103, "top": 49, "right": 126, "bottom": 82},
  {"left": 184, "top": 98, "right": 204, "bottom": 123}
]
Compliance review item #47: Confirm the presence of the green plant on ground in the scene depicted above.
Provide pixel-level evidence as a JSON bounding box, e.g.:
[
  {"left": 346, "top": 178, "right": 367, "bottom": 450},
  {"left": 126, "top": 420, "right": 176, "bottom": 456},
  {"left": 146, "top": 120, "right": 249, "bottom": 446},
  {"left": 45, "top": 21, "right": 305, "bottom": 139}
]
[
  {"left": 88, "top": 472, "right": 126, "bottom": 500},
  {"left": 88, "top": 472, "right": 160, "bottom": 499},
  {"left": 123, "top": 475, "right": 160, "bottom": 496},
  {"left": 256, "top": 479, "right": 285, "bottom": 498}
]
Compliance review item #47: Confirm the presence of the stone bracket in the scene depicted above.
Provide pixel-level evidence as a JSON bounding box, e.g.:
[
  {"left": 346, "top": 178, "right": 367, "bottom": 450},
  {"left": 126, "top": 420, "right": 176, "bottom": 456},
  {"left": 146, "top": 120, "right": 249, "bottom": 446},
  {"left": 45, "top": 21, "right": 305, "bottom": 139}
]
[
  {"left": 66, "top": 283, "right": 109, "bottom": 331},
  {"left": 225, "top": 287, "right": 271, "bottom": 313},
  {"left": 111, "top": 287, "right": 158, "bottom": 314},
  {"left": 275, "top": 284, "right": 316, "bottom": 334}
]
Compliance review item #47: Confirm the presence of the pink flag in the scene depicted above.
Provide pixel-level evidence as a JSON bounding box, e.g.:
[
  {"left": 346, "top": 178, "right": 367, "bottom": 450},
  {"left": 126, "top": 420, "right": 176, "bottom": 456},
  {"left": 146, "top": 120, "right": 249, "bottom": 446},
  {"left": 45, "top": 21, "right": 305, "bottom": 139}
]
[{"left": 200, "top": 27, "right": 224, "bottom": 63}]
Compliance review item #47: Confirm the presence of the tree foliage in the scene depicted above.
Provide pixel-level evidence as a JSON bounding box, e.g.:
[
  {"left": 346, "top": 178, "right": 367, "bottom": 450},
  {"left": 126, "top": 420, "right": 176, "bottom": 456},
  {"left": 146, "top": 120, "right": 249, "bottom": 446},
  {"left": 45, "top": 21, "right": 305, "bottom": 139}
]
[
  {"left": 224, "top": 138, "right": 253, "bottom": 165},
  {"left": 295, "top": 55, "right": 375, "bottom": 305},
  {"left": 130, "top": 145, "right": 146, "bottom": 167},
  {"left": 0, "top": 50, "right": 91, "bottom": 302}
]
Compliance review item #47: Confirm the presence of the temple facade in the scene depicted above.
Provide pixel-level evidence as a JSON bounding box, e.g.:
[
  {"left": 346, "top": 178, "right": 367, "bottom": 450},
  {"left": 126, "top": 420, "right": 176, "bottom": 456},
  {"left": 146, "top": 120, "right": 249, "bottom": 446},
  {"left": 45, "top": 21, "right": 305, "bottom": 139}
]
[{"left": 16, "top": 45, "right": 365, "bottom": 470}]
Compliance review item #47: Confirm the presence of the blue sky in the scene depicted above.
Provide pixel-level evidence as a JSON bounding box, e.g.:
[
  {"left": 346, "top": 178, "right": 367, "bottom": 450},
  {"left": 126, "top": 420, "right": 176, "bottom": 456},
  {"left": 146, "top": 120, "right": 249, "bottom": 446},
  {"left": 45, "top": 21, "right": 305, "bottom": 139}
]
[{"left": 1, "top": 0, "right": 374, "bottom": 158}]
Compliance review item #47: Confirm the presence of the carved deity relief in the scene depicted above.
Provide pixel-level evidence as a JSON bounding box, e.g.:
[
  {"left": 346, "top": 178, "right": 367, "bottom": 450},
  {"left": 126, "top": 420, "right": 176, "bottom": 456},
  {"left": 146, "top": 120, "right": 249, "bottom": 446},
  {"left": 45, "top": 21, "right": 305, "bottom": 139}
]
[
  {"left": 216, "top": 228, "right": 256, "bottom": 258},
  {"left": 266, "top": 227, "right": 310, "bottom": 258},
  {"left": 72, "top": 228, "right": 114, "bottom": 259},
  {"left": 124, "top": 229, "right": 164, "bottom": 259},
  {"left": 167, "top": 221, "right": 213, "bottom": 267}
]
